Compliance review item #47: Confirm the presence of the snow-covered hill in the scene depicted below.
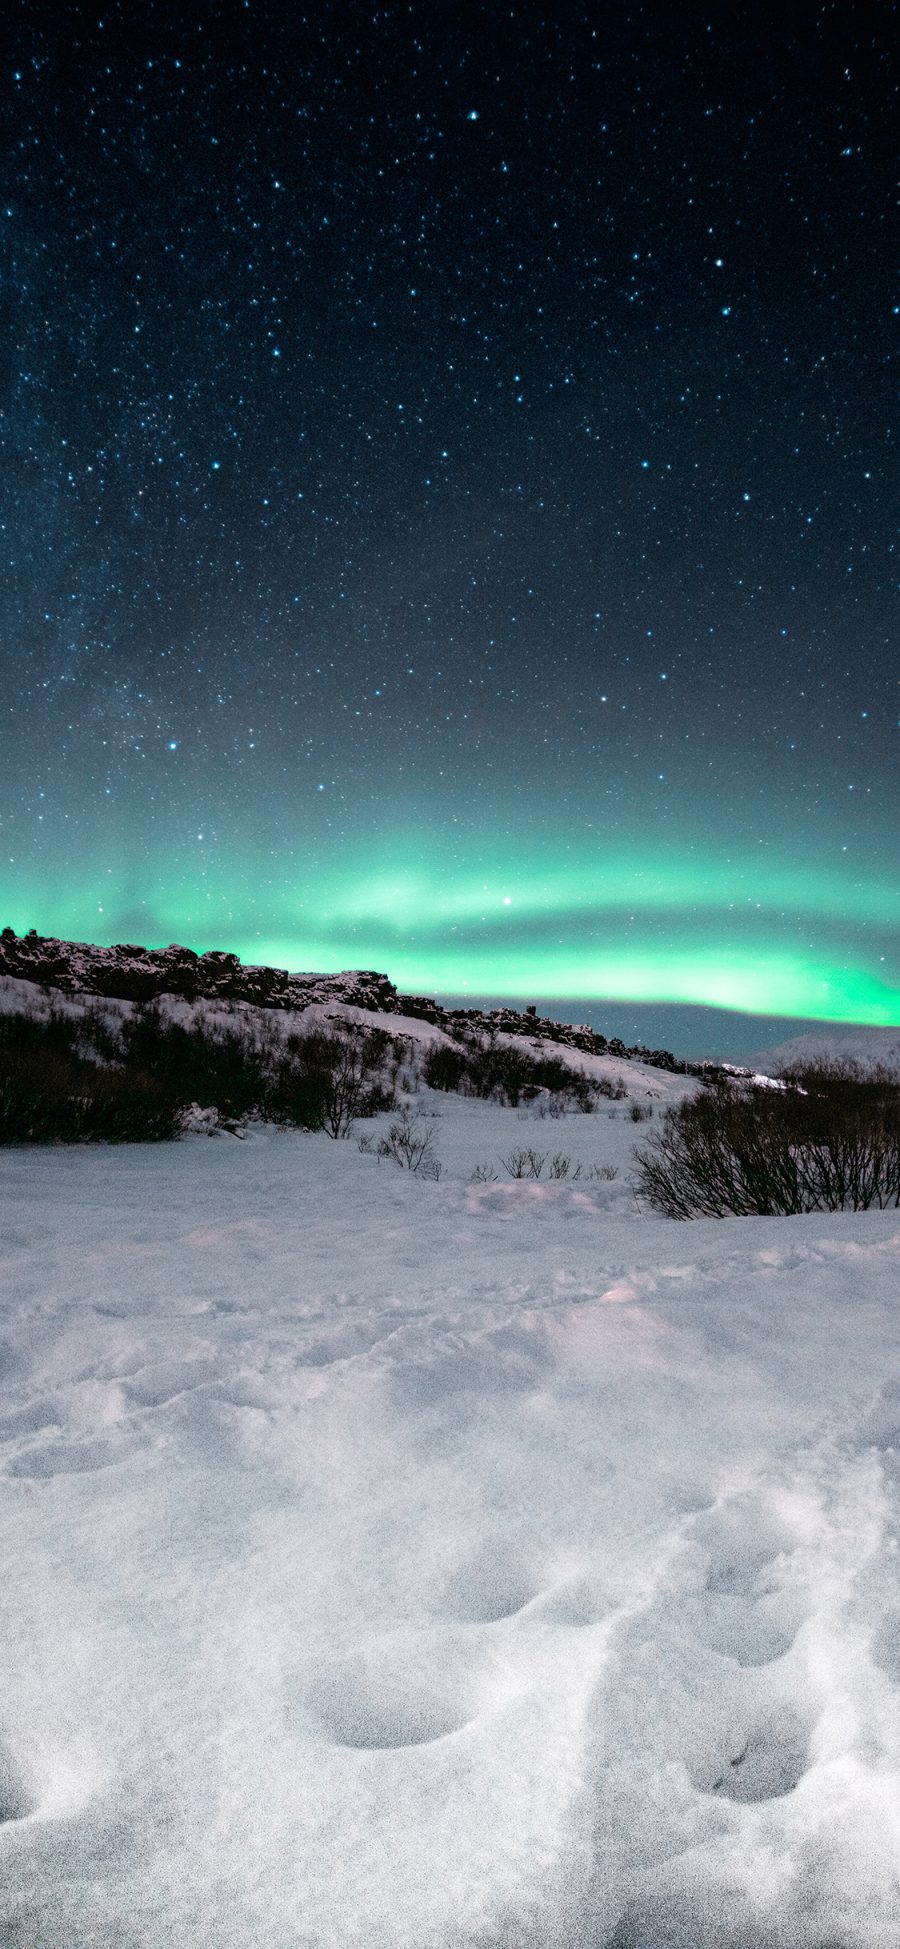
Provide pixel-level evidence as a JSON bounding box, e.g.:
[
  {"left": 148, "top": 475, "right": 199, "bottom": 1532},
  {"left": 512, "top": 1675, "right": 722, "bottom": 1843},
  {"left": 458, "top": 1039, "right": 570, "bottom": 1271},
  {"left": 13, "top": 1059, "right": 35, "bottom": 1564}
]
[{"left": 753, "top": 1023, "right": 900, "bottom": 1074}]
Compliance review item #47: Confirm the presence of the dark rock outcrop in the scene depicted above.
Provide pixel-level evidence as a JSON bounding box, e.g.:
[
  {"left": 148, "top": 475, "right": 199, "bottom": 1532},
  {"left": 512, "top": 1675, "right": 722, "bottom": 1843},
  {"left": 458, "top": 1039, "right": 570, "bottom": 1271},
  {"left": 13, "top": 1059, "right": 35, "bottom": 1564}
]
[{"left": 0, "top": 926, "right": 398, "bottom": 1014}]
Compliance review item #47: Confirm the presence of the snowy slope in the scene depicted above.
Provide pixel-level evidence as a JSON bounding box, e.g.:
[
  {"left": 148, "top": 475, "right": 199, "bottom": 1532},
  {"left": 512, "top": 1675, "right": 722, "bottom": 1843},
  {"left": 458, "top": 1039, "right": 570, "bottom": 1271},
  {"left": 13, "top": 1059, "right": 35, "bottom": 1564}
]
[
  {"left": 2, "top": 1088, "right": 900, "bottom": 1946},
  {"left": 752, "top": 1024, "right": 900, "bottom": 1073},
  {"left": 0, "top": 971, "right": 693, "bottom": 1111}
]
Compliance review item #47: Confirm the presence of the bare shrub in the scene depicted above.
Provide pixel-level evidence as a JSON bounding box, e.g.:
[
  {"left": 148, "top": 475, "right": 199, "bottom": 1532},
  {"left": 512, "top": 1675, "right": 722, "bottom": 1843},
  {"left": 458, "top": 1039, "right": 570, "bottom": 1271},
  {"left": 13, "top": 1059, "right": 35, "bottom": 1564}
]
[
  {"left": 502, "top": 1147, "right": 546, "bottom": 1179},
  {"left": 423, "top": 1034, "right": 598, "bottom": 1111},
  {"left": 423, "top": 1043, "right": 468, "bottom": 1091},
  {"left": 318, "top": 1034, "right": 391, "bottom": 1138},
  {"left": 528, "top": 1093, "right": 575, "bottom": 1119},
  {"left": 629, "top": 1101, "right": 653, "bottom": 1121},
  {"left": 470, "top": 1162, "right": 499, "bottom": 1182},
  {"left": 389, "top": 1036, "right": 413, "bottom": 1087},
  {"left": 595, "top": 1075, "right": 627, "bottom": 1101},
  {"left": 549, "top": 1154, "right": 582, "bottom": 1180},
  {"left": 0, "top": 1012, "right": 180, "bottom": 1144},
  {"left": 273, "top": 1027, "right": 392, "bottom": 1136},
  {"left": 588, "top": 1163, "right": 619, "bottom": 1181},
  {"left": 0, "top": 1003, "right": 396, "bottom": 1146},
  {"left": 122, "top": 1004, "right": 273, "bottom": 1124},
  {"left": 377, "top": 1108, "right": 442, "bottom": 1176},
  {"left": 635, "top": 1062, "right": 900, "bottom": 1218}
]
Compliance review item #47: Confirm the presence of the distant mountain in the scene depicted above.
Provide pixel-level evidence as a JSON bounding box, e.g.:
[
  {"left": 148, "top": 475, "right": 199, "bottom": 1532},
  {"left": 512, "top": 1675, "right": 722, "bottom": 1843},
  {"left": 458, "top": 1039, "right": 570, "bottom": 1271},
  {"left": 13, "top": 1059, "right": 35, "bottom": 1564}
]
[{"left": 752, "top": 1024, "right": 900, "bottom": 1073}]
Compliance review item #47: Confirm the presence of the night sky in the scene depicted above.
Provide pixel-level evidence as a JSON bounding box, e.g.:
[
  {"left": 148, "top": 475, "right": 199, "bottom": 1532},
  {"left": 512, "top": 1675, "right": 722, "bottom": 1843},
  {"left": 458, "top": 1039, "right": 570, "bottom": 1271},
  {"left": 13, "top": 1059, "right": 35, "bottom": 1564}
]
[{"left": 3, "top": 1, "right": 898, "bottom": 1041}]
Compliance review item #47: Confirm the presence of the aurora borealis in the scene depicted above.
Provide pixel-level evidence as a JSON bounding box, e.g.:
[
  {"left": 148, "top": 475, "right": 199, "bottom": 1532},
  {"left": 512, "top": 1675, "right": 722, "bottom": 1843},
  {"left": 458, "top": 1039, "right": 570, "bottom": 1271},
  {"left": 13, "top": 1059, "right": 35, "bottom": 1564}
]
[{"left": 3, "top": 2, "right": 897, "bottom": 1047}]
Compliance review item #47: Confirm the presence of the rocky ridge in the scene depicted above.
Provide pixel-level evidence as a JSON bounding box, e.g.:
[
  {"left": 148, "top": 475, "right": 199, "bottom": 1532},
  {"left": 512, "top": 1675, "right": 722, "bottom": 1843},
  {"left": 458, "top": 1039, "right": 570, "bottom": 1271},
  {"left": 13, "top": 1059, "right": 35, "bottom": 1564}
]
[{"left": 0, "top": 926, "right": 689, "bottom": 1073}]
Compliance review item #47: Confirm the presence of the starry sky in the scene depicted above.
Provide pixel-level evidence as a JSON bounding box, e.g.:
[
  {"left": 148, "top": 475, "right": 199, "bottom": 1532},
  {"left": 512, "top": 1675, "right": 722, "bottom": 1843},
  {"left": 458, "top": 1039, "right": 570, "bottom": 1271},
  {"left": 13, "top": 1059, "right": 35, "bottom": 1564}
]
[{"left": 3, "top": 0, "right": 898, "bottom": 1047}]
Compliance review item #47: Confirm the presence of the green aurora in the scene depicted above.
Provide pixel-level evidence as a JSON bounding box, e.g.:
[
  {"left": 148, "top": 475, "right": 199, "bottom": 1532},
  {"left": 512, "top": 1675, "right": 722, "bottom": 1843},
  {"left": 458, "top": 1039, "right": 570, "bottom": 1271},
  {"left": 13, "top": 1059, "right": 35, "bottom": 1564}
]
[{"left": 6, "top": 840, "right": 898, "bottom": 1025}]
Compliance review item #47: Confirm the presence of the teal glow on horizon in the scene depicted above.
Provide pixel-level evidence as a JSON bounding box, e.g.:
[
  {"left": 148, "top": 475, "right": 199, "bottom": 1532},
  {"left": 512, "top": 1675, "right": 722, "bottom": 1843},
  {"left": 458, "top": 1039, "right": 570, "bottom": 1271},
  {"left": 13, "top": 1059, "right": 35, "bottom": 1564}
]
[{"left": 4, "top": 838, "right": 898, "bottom": 1026}]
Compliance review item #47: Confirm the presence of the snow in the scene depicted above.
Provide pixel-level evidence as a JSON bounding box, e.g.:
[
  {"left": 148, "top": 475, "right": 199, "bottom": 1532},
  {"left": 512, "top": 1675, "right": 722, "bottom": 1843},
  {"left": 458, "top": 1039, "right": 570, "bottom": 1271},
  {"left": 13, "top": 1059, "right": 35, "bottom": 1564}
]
[
  {"left": 753, "top": 1025, "right": 900, "bottom": 1074},
  {"left": 2, "top": 1086, "right": 900, "bottom": 1945}
]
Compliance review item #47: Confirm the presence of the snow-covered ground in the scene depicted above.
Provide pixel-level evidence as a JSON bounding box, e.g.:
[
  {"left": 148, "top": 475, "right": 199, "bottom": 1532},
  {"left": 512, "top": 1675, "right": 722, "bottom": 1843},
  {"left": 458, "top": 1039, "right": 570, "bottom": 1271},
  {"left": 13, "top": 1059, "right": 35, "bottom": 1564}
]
[{"left": 2, "top": 1079, "right": 900, "bottom": 1946}]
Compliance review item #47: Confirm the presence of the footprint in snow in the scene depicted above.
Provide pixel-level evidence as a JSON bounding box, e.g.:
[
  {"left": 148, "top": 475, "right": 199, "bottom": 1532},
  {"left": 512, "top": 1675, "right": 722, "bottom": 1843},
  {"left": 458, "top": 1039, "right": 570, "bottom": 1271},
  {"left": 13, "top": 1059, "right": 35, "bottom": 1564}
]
[
  {"left": 123, "top": 1359, "right": 223, "bottom": 1408},
  {"left": 5, "top": 1437, "right": 126, "bottom": 1480},
  {"left": 0, "top": 1741, "right": 33, "bottom": 1825},
  {"left": 700, "top": 1710, "right": 810, "bottom": 1803},
  {"left": 439, "top": 1542, "right": 535, "bottom": 1624},
  {"left": 684, "top": 1493, "right": 809, "bottom": 1666},
  {"left": 296, "top": 1646, "right": 474, "bottom": 1752}
]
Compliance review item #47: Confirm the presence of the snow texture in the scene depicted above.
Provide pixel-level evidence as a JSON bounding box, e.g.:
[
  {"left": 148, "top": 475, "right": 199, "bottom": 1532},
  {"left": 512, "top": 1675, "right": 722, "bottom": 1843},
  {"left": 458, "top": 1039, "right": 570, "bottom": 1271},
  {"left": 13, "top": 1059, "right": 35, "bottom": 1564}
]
[{"left": 2, "top": 1085, "right": 900, "bottom": 1944}]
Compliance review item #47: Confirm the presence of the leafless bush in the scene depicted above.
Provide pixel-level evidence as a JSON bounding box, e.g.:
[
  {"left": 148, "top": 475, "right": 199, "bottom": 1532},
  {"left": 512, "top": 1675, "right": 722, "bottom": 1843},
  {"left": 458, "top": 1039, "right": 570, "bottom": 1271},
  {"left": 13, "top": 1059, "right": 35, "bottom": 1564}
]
[
  {"left": 588, "top": 1163, "right": 619, "bottom": 1180},
  {"left": 629, "top": 1101, "right": 653, "bottom": 1121},
  {"left": 422, "top": 1034, "right": 597, "bottom": 1110},
  {"left": 549, "top": 1153, "right": 582, "bottom": 1180},
  {"left": 423, "top": 1043, "right": 468, "bottom": 1091},
  {"left": 634, "top": 1062, "right": 900, "bottom": 1218},
  {"left": 502, "top": 1147, "right": 546, "bottom": 1179},
  {"left": 377, "top": 1108, "right": 442, "bottom": 1177},
  {"left": 527, "top": 1093, "right": 569, "bottom": 1119},
  {"left": 470, "top": 1161, "right": 500, "bottom": 1182},
  {"left": 311, "top": 1032, "right": 393, "bottom": 1138},
  {"left": 390, "top": 1035, "right": 413, "bottom": 1074}
]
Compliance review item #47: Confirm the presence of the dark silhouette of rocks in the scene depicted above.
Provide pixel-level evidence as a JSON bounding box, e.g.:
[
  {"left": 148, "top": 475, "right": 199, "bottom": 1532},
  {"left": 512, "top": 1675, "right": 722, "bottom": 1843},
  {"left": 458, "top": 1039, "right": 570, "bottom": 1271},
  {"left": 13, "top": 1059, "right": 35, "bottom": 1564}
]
[{"left": 0, "top": 926, "right": 396, "bottom": 1012}]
